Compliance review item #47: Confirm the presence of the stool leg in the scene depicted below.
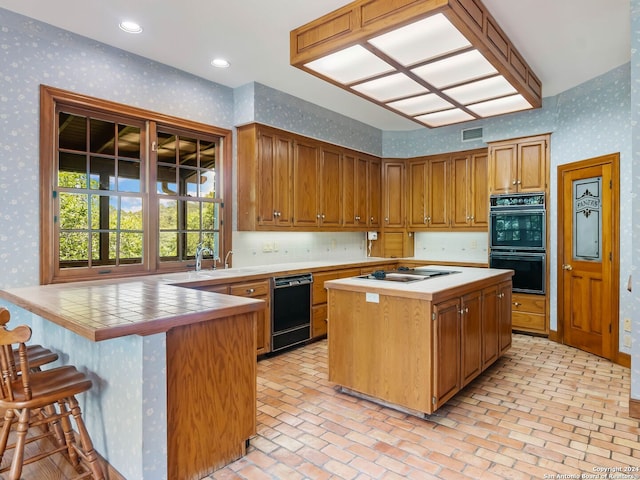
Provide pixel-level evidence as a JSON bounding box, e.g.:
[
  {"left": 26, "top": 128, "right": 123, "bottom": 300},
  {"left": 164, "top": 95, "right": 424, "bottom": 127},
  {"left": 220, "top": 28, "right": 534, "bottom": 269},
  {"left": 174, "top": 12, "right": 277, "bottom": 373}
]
[
  {"left": 8, "top": 407, "right": 30, "bottom": 480},
  {"left": 57, "top": 398, "right": 80, "bottom": 467},
  {"left": 68, "top": 395, "right": 105, "bottom": 480},
  {"left": 0, "top": 408, "right": 15, "bottom": 465}
]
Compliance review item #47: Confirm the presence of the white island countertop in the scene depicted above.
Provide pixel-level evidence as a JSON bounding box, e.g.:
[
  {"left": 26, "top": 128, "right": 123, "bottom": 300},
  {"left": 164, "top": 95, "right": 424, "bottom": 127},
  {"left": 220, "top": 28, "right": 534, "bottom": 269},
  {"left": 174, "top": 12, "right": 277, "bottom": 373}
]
[{"left": 325, "top": 266, "right": 513, "bottom": 302}]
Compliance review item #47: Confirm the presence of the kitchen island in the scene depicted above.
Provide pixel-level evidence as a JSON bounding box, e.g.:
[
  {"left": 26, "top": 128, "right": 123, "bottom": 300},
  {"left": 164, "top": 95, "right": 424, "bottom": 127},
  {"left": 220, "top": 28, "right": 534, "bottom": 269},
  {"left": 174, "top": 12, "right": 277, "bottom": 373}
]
[{"left": 325, "top": 266, "right": 513, "bottom": 416}]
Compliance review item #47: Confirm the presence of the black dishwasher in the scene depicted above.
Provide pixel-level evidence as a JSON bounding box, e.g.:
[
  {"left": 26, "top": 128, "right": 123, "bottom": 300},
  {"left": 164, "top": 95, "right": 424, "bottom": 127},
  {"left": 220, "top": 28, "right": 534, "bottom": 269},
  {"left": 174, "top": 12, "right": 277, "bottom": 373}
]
[{"left": 271, "top": 273, "right": 313, "bottom": 352}]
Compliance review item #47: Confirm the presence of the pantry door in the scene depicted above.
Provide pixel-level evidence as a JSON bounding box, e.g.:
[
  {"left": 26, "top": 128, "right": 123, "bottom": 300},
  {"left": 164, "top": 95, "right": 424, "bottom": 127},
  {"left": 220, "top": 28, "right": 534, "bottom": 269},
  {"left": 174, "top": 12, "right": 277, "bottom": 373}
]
[{"left": 557, "top": 154, "right": 619, "bottom": 360}]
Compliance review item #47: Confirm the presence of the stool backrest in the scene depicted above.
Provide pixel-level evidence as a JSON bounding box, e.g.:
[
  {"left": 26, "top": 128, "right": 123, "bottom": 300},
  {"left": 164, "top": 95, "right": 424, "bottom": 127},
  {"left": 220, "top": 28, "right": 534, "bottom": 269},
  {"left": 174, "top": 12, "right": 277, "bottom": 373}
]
[{"left": 0, "top": 323, "right": 33, "bottom": 402}]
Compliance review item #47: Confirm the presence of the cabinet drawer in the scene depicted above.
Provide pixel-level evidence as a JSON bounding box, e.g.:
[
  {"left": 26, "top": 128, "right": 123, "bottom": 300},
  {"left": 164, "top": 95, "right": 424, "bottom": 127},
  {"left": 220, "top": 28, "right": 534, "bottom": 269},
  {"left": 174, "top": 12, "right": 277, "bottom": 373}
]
[
  {"left": 196, "top": 284, "right": 229, "bottom": 294},
  {"left": 512, "top": 293, "right": 545, "bottom": 314},
  {"left": 312, "top": 304, "right": 328, "bottom": 338},
  {"left": 512, "top": 311, "right": 546, "bottom": 332},
  {"left": 230, "top": 280, "right": 270, "bottom": 298},
  {"left": 313, "top": 269, "right": 361, "bottom": 305}
]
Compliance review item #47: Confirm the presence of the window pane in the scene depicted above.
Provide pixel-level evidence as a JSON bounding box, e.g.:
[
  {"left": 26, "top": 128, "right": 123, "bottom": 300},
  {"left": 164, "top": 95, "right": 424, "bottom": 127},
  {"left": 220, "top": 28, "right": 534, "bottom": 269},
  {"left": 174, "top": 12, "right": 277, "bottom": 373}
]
[
  {"left": 90, "top": 156, "right": 115, "bottom": 191},
  {"left": 186, "top": 201, "right": 201, "bottom": 230},
  {"left": 179, "top": 137, "right": 198, "bottom": 167},
  {"left": 159, "top": 232, "right": 178, "bottom": 258},
  {"left": 90, "top": 195, "right": 102, "bottom": 230},
  {"left": 118, "top": 160, "right": 141, "bottom": 192},
  {"left": 186, "top": 232, "right": 201, "bottom": 257},
  {"left": 58, "top": 112, "right": 86, "bottom": 151},
  {"left": 60, "top": 232, "right": 89, "bottom": 265},
  {"left": 201, "top": 141, "right": 216, "bottom": 169},
  {"left": 157, "top": 164, "right": 177, "bottom": 195},
  {"left": 202, "top": 232, "right": 218, "bottom": 257},
  {"left": 117, "top": 124, "right": 141, "bottom": 159},
  {"left": 58, "top": 153, "right": 87, "bottom": 188},
  {"left": 200, "top": 171, "right": 216, "bottom": 198},
  {"left": 121, "top": 197, "right": 143, "bottom": 230},
  {"left": 159, "top": 199, "right": 178, "bottom": 230},
  {"left": 59, "top": 193, "right": 88, "bottom": 229},
  {"left": 202, "top": 202, "right": 218, "bottom": 230},
  {"left": 90, "top": 118, "right": 115, "bottom": 155},
  {"left": 157, "top": 132, "right": 176, "bottom": 164},
  {"left": 109, "top": 197, "right": 119, "bottom": 230},
  {"left": 119, "top": 232, "right": 143, "bottom": 263}
]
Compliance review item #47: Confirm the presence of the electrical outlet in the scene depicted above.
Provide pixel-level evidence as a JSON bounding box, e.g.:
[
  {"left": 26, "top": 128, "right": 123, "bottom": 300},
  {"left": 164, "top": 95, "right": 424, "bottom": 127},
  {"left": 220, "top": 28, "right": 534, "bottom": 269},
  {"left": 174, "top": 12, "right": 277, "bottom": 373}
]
[
  {"left": 272, "top": 241, "right": 279, "bottom": 252},
  {"left": 262, "top": 242, "right": 273, "bottom": 253},
  {"left": 624, "top": 318, "right": 632, "bottom": 332},
  {"left": 367, "top": 231, "right": 378, "bottom": 240},
  {"left": 470, "top": 240, "right": 477, "bottom": 249},
  {"left": 624, "top": 335, "right": 632, "bottom": 348}
]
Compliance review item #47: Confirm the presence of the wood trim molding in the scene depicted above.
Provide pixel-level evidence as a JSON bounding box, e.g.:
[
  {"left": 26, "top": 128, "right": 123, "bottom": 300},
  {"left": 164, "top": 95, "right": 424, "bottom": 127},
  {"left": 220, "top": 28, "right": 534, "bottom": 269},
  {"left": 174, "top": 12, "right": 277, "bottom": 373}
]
[{"left": 630, "top": 398, "right": 640, "bottom": 419}]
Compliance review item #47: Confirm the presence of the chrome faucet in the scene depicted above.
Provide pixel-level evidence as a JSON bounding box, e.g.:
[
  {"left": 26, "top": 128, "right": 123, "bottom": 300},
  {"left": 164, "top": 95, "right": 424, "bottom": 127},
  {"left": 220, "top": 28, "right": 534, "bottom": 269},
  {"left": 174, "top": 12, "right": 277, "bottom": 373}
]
[
  {"left": 195, "top": 242, "right": 212, "bottom": 271},
  {"left": 224, "top": 250, "right": 233, "bottom": 269}
]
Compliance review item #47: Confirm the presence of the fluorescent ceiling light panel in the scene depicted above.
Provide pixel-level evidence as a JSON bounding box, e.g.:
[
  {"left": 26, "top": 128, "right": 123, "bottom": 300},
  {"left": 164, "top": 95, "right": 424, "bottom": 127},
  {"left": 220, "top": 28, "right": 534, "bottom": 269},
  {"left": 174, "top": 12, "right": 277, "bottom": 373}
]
[
  {"left": 368, "top": 14, "right": 471, "bottom": 67},
  {"left": 411, "top": 50, "right": 498, "bottom": 89},
  {"left": 352, "top": 73, "right": 428, "bottom": 102},
  {"left": 443, "top": 76, "right": 517, "bottom": 105},
  {"left": 387, "top": 94, "right": 453, "bottom": 116},
  {"left": 415, "top": 108, "right": 475, "bottom": 127},
  {"left": 468, "top": 94, "right": 532, "bottom": 117},
  {"left": 304, "top": 45, "right": 394, "bottom": 84}
]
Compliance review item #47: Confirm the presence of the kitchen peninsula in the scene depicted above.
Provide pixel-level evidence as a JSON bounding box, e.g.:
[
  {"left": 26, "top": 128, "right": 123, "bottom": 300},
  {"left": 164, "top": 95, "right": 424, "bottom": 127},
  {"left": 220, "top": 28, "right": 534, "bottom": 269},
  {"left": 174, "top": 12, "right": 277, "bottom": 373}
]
[{"left": 325, "top": 266, "right": 513, "bottom": 416}]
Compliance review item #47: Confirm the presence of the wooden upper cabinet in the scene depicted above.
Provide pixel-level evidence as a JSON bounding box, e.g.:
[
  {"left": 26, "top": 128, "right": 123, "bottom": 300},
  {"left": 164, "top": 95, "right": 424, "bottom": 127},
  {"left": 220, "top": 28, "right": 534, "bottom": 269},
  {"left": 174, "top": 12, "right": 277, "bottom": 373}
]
[
  {"left": 451, "top": 151, "right": 488, "bottom": 229},
  {"left": 237, "top": 124, "right": 293, "bottom": 230},
  {"left": 319, "top": 146, "right": 342, "bottom": 227},
  {"left": 293, "top": 139, "right": 320, "bottom": 228},
  {"left": 488, "top": 134, "right": 549, "bottom": 194},
  {"left": 408, "top": 159, "right": 428, "bottom": 228},
  {"left": 382, "top": 160, "right": 405, "bottom": 228},
  {"left": 368, "top": 158, "right": 382, "bottom": 228},
  {"left": 427, "top": 155, "right": 449, "bottom": 229}
]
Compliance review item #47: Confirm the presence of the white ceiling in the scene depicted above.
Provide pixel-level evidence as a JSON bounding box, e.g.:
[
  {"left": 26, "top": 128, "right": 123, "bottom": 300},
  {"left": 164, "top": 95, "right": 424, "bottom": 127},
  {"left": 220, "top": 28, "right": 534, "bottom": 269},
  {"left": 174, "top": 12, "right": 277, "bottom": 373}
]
[{"left": 0, "top": 0, "right": 631, "bottom": 131}]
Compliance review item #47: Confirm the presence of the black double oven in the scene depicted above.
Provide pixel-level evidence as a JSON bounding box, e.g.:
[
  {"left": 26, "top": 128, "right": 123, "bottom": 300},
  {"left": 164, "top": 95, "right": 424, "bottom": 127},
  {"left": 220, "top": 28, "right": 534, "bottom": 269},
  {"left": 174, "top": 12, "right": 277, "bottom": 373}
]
[{"left": 489, "top": 192, "right": 546, "bottom": 295}]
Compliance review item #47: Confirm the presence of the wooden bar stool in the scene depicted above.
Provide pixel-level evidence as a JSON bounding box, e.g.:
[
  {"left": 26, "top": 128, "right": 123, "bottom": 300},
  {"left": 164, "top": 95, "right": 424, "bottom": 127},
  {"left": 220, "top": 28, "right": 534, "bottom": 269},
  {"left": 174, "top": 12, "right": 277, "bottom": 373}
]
[
  {"left": 0, "top": 307, "right": 59, "bottom": 371},
  {"left": 0, "top": 323, "right": 105, "bottom": 480}
]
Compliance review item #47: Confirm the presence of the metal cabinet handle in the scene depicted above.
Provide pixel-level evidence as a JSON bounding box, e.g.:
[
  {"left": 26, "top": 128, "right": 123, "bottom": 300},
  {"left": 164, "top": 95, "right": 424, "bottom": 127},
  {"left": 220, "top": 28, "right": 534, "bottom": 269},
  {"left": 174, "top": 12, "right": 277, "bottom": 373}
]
[
  {"left": 370, "top": 216, "right": 374, "bottom": 223},
  {"left": 498, "top": 293, "right": 504, "bottom": 298},
  {"left": 513, "top": 302, "right": 521, "bottom": 307},
  {"left": 512, "top": 180, "right": 517, "bottom": 185},
  {"left": 246, "top": 288, "right": 255, "bottom": 294},
  {"left": 562, "top": 264, "right": 573, "bottom": 271}
]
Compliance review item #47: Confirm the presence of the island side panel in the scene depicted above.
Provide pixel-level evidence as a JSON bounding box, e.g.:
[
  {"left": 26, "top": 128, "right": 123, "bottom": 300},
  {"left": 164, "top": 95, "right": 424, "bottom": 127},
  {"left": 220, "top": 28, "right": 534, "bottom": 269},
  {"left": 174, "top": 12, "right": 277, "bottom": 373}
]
[
  {"left": 327, "top": 289, "right": 433, "bottom": 413},
  {"left": 166, "top": 312, "right": 257, "bottom": 480}
]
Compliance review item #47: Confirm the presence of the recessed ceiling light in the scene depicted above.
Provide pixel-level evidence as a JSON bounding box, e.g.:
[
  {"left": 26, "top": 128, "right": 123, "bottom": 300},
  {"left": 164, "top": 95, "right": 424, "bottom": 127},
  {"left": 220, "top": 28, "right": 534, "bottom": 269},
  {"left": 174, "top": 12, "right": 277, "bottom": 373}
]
[
  {"left": 119, "top": 21, "right": 143, "bottom": 34},
  {"left": 211, "top": 58, "right": 230, "bottom": 68}
]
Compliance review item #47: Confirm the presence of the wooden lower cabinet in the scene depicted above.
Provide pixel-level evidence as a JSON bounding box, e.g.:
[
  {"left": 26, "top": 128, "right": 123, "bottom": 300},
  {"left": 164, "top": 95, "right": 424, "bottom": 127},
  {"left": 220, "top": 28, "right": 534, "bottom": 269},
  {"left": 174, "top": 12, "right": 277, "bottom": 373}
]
[
  {"left": 229, "top": 280, "right": 271, "bottom": 355},
  {"left": 512, "top": 292, "right": 546, "bottom": 334},
  {"left": 328, "top": 274, "right": 513, "bottom": 415},
  {"left": 312, "top": 268, "right": 361, "bottom": 339}
]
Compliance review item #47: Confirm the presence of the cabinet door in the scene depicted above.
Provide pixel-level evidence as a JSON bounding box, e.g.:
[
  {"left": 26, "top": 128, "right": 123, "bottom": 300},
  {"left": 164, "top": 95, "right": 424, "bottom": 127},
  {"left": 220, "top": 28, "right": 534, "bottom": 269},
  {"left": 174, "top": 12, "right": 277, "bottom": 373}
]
[
  {"left": 451, "top": 154, "right": 470, "bottom": 228},
  {"left": 230, "top": 280, "right": 271, "bottom": 355},
  {"left": 382, "top": 161, "right": 405, "bottom": 228},
  {"left": 255, "top": 131, "right": 293, "bottom": 227},
  {"left": 433, "top": 298, "right": 460, "bottom": 408},
  {"left": 356, "top": 156, "right": 370, "bottom": 227},
  {"left": 293, "top": 140, "right": 320, "bottom": 227},
  {"left": 460, "top": 290, "right": 482, "bottom": 387},
  {"left": 481, "top": 284, "right": 500, "bottom": 369},
  {"left": 320, "top": 147, "right": 342, "bottom": 227},
  {"left": 408, "top": 160, "right": 428, "bottom": 228},
  {"left": 342, "top": 154, "right": 357, "bottom": 228},
  {"left": 427, "top": 156, "right": 449, "bottom": 228},
  {"left": 368, "top": 158, "right": 382, "bottom": 228},
  {"left": 470, "top": 152, "right": 489, "bottom": 228},
  {"left": 499, "top": 281, "right": 513, "bottom": 354},
  {"left": 488, "top": 144, "right": 517, "bottom": 194},
  {"left": 517, "top": 139, "right": 547, "bottom": 192}
]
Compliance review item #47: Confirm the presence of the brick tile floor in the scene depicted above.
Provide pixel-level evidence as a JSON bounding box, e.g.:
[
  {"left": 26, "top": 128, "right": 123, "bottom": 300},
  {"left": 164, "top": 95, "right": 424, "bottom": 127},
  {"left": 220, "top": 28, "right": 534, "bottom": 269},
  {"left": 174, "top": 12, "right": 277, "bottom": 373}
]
[{"left": 209, "top": 334, "right": 639, "bottom": 480}]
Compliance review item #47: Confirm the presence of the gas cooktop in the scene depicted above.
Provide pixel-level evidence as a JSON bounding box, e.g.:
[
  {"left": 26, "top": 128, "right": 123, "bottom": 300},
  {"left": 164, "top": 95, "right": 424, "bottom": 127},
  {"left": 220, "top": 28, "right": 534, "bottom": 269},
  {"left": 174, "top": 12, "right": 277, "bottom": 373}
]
[{"left": 357, "top": 268, "right": 459, "bottom": 283}]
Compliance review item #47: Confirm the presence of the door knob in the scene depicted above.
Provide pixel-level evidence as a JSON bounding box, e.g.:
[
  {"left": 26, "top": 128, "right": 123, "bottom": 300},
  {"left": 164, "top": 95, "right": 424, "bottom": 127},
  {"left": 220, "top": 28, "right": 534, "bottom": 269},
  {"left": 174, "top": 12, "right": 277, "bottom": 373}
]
[{"left": 562, "top": 264, "right": 573, "bottom": 271}]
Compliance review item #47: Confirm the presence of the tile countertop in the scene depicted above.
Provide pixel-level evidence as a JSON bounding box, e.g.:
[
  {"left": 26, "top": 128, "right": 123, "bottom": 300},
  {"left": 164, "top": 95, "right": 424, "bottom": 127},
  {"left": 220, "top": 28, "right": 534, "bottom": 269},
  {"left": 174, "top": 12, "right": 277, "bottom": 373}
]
[{"left": 0, "top": 257, "right": 404, "bottom": 342}]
